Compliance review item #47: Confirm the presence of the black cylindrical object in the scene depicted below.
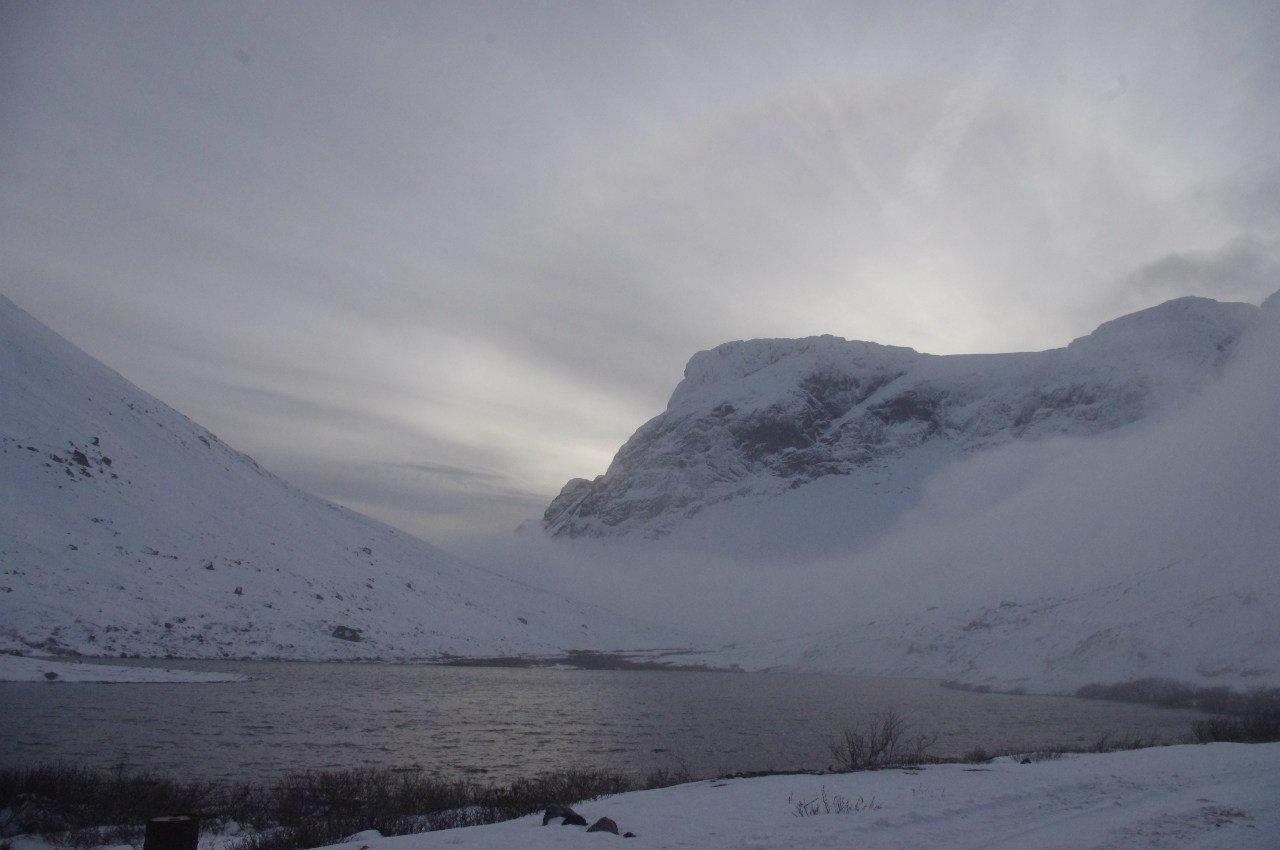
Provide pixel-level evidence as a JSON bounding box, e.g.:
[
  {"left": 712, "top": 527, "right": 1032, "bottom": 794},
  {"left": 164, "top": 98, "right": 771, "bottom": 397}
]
[{"left": 143, "top": 815, "right": 198, "bottom": 850}]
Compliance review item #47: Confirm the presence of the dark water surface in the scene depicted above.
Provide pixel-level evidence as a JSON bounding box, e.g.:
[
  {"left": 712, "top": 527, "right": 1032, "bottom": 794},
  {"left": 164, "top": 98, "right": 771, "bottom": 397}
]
[{"left": 0, "top": 661, "right": 1205, "bottom": 783}]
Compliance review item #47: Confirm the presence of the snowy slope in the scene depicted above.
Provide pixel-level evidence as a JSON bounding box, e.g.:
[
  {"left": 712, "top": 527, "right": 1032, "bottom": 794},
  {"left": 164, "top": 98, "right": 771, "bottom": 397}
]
[
  {"left": 0, "top": 294, "right": 676, "bottom": 660},
  {"left": 544, "top": 296, "right": 1258, "bottom": 555},
  {"left": 704, "top": 550, "right": 1280, "bottom": 693}
]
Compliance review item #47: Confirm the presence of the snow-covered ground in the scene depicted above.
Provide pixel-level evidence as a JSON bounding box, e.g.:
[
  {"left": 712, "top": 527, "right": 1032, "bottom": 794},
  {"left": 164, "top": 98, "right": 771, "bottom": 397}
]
[
  {"left": 6, "top": 743, "right": 1272, "bottom": 850},
  {"left": 304, "top": 743, "right": 1280, "bottom": 850},
  {"left": 0, "top": 653, "right": 245, "bottom": 682}
]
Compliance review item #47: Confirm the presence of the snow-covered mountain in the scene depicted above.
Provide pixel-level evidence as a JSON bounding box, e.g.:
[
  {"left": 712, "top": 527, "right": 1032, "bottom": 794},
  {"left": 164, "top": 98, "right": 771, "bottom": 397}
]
[
  {"left": 544, "top": 296, "right": 1259, "bottom": 555},
  {"left": 0, "top": 294, "right": 675, "bottom": 660},
  {"left": 539, "top": 293, "right": 1280, "bottom": 691},
  {"left": 7, "top": 285, "right": 1273, "bottom": 693}
]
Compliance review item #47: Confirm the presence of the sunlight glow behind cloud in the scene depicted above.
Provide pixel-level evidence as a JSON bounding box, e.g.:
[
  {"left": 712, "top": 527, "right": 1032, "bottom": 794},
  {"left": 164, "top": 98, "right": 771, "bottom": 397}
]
[{"left": 3, "top": 0, "right": 1278, "bottom": 542}]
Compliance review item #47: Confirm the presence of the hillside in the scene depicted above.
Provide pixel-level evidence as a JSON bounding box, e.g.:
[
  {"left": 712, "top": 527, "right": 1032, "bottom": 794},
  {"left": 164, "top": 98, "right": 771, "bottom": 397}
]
[{"left": 0, "top": 294, "right": 675, "bottom": 660}]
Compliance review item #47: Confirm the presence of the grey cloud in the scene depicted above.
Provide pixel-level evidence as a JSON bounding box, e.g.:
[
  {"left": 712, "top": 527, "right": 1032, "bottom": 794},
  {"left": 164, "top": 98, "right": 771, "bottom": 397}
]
[
  {"left": 1123, "top": 238, "right": 1280, "bottom": 307},
  {"left": 398, "top": 462, "right": 512, "bottom": 485},
  {"left": 280, "top": 457, "right": 550, "bottom": 545},
  {"left": 4, "top": 1, "right": 1280, "bottom": 543},
  {"left": 1224, "top": 169, "right": 1280, "bottom": 230}
]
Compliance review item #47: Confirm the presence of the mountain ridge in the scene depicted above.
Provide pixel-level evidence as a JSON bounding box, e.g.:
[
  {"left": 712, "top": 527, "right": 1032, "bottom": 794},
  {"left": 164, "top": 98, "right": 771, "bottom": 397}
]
[{"left": 544, "top": 296, "right": 1260, "bottom": 546}]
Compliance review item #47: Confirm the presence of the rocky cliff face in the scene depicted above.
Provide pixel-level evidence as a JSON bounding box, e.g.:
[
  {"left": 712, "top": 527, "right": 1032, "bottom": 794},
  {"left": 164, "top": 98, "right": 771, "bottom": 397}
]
[{"left": 544, "top": 296, "right": 1260, "bottom": 540}]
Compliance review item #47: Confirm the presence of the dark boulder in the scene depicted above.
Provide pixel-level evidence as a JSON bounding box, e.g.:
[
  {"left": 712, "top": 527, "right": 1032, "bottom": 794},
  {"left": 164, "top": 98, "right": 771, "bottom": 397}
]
[
  {"left": 587, "top": 817, "right": 619, "bottom": 834},
  {"left": 331, "top": 625, "right": 362, "bottom": 642}
]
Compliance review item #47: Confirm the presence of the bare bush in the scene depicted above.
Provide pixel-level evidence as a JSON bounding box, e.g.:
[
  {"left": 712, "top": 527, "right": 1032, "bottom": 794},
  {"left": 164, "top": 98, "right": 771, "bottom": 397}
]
[
  {"left": 788, "top": 786, "right": 879, "bottom": 817},
  {"left": 1, "top": 763, "right": 673, "bottom": 850},
  {"left": 640, "top": 759, "right": 693, "bottom": 790},
  {"left": 1076, "top": 679, "right": 1280, "bottom": 716},
  {"left": 0, "top": 763, "right": 216, "bottom": 847},
  {"left": 828, "top": 710, "right": 937, "bottom": 771},
  {"left": 1192, "top": 690, "right": 1280, "bottom": 743}
]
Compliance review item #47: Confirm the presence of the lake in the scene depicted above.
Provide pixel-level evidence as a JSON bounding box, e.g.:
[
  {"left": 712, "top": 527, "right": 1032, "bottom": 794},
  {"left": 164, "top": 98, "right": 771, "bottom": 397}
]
[{"left": 0, "top": 661, "right": 1206, "bottom": 784}]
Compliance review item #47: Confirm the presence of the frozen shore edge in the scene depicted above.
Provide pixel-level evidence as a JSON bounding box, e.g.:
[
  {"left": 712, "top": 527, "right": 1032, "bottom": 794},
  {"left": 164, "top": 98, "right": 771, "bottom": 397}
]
[{"left": 0, "top": 654, "right": 247, "bottom": 683}]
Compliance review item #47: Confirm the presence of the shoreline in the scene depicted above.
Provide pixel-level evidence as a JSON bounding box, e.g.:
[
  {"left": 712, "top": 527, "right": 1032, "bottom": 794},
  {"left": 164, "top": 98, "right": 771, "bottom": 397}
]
[{"left": 0, "top": 647, "right": 737, "bottom": 682}]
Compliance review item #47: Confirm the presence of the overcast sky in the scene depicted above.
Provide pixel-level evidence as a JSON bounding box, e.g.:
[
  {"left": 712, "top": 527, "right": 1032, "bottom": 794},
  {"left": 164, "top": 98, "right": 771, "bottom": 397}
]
[{"left": 3, "top": 1, "right": 1279, "bottom": 545}]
